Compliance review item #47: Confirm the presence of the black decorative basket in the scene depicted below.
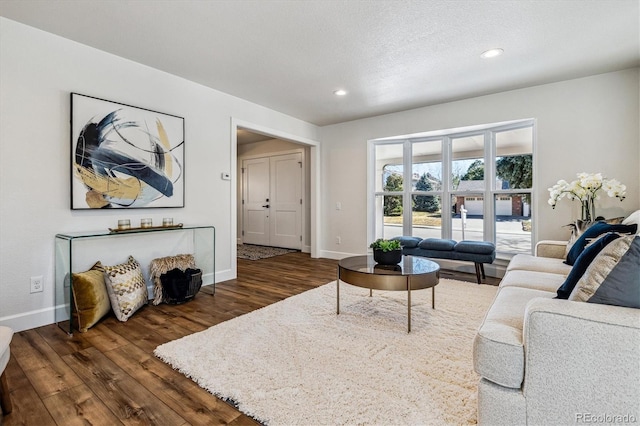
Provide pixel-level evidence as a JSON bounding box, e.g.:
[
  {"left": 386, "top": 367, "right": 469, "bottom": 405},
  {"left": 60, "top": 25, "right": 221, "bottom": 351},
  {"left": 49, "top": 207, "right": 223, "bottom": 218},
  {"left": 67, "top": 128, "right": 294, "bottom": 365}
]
[
  {"left": 184, "top": 269, "right": 202, "bottom": 302},
  {"left": 160, "top": 268, "right": 202, "bottom": 305}
]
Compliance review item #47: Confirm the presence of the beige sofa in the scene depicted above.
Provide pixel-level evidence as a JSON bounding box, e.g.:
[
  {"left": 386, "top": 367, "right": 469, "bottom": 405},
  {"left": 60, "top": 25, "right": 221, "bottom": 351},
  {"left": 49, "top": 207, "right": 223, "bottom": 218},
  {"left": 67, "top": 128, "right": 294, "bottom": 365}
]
[{"left": 473, "top": 240, "right": 640, "bottom": 425}]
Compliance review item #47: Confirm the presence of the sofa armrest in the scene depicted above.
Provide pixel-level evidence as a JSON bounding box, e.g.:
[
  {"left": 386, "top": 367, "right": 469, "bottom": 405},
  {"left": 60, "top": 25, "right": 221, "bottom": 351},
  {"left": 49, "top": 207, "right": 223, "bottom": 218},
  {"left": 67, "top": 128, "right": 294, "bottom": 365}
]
[
  {"left": 522, "top": 298, "right": 640, "bottom": 424},
  {"left": 534, "top": 240, "right": 567, "bottom": 259}
]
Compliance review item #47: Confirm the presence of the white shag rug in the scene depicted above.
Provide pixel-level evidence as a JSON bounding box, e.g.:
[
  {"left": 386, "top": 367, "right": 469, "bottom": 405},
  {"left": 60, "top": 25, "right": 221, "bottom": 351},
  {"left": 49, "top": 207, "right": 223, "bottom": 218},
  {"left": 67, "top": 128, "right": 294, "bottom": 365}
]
[{"left": 155, "top": 279, "right": 498, "bottom": 425}]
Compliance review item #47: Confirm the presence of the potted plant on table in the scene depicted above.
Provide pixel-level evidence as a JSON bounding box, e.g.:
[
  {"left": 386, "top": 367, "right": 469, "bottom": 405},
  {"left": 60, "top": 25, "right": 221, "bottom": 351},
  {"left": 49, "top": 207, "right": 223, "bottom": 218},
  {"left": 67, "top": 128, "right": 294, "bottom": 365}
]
[{"left": 369, "top": 238, "right": 403, "bottom": 265}]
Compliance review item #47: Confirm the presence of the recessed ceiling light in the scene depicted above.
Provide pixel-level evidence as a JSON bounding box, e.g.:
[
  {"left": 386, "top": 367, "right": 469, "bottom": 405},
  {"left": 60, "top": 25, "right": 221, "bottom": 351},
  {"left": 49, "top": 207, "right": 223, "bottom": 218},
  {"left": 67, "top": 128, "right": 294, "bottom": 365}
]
[
  {"left": 480, "top": 48, "right": 504, "bottom": 59},
  {"left": 333, "top": 89, "right": 348, "bottom": 96}
]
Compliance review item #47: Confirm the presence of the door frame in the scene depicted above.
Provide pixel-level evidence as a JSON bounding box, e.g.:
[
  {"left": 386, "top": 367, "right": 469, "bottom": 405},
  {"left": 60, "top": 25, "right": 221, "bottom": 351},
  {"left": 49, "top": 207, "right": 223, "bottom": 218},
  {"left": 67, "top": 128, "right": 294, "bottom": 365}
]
[
  {"left": 239, "top": 149, "right": 305, "bottom": 249},
  {"left": 231, "top": 118, "right": 320, "bottom": 281}
]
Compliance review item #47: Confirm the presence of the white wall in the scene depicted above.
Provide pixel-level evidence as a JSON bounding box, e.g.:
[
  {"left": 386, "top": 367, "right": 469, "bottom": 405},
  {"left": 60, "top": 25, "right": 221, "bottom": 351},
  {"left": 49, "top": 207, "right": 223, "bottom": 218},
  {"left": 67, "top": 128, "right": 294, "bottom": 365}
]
[
  {"left": 319, "top": 69, "right": 640, "bottom": 259},
  {"left": 0, "top": 18, "right": 319, "bottom": 331}
]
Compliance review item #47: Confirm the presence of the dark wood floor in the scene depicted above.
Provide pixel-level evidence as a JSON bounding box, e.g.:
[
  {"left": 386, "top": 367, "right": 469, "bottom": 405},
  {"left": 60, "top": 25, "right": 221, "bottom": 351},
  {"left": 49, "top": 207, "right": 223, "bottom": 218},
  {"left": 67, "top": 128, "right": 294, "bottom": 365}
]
[{"left": 1, "top": 253, "right": 498, "bottom": 425}]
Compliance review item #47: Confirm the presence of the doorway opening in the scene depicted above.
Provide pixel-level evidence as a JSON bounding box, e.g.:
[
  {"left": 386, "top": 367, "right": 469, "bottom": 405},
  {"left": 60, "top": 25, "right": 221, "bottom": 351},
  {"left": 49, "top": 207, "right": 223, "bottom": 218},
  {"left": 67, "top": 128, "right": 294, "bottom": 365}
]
[{"left": 231, "top": 120, "right": 319, "bottom": 280}]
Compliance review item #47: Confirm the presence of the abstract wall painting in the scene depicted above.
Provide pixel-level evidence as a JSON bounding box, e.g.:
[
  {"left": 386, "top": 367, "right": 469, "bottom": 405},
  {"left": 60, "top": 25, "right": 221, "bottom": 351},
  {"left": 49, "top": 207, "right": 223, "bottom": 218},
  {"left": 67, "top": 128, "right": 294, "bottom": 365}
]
[{"left": 71, "top": 93, "right": 185, "bottom": 209}]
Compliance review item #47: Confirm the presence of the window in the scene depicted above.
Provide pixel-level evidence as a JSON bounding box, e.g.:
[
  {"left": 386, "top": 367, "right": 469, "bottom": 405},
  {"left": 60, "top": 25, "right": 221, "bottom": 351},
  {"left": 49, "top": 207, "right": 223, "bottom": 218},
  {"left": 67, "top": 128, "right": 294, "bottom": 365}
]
[
  {"left": 411, "top": 140, "right": 443, "bottom": 240},
  {"left": 494, "top": 126, "right": 534, "bottom": 254},
  {"left": 374, "top": 144, "right": 404, "bottom": 240},
  {"left": 370, "top": 120, "right": 534, "bottom": 255}
]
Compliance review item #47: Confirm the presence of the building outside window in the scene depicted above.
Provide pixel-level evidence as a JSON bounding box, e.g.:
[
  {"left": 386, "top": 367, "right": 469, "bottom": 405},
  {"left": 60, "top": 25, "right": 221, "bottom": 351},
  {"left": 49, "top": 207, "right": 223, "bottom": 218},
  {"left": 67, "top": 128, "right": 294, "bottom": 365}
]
[{"left": 370, "top": 120, "right": 534, "bottom": 256}]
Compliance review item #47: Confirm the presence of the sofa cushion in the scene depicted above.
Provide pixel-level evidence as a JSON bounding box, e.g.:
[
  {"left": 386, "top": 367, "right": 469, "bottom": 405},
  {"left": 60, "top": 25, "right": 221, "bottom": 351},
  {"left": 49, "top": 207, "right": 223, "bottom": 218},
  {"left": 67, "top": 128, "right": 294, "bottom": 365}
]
[
  {"left": 473, "top": 286, "right": 555, "bottom": 389},
  {"left": 506, "top": 254, "right": 572, "bottom": 276},
  {"left": 565, "top": 222, "right": 637, "bottom": 265},
  {"left": 556, "top": 233, "right": 621, "bottom": 299},
  {"left": 499, "top": 270, "right": 567, "bottom": 293},
  {"left": 403, "top": 247, "right": 495, "bottom": 263},
  {"left": 570, "top": 235, "right": 640, "bottom": 308},
  {"left": 477, "top": 378, "right": 526, "bottom": 426},
  {"left": 418, "top": 238, "right": 456, "bottom": 251},
  {"left": 455, "top": 240, "right": 495, "bottom": 254},
  {"left": 392, "top": 236, "right": 422, "bottom": 248},
  {"left": 0, "top": 326, "right": 14, "bottom": 373}
]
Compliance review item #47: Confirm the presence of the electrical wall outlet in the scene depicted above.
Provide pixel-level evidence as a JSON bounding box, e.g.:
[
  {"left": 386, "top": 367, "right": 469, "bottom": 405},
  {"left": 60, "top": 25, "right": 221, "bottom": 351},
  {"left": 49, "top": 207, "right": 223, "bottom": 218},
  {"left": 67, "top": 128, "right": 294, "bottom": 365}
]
[
  {"left": 30, "top": 275, "right": 43, "bottom": 293},
  {"left": 336, "top": 236, "right": 341, "bottom": 245}
]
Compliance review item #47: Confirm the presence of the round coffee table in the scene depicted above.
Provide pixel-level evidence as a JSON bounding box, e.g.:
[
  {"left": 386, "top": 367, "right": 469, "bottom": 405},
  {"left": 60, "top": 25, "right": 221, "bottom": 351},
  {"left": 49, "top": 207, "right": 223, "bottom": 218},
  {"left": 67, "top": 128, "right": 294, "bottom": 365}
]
[{"left": 337, "top": 255, "right": 440, "bottom": 332}]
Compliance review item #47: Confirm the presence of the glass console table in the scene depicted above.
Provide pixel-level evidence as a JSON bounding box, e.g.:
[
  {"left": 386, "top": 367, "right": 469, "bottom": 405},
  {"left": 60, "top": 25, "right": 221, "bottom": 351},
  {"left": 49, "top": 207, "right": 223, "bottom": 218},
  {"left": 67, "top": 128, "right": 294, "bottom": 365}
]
[{"left": 55, "top": 225, "right": 215, "bottom": 335}]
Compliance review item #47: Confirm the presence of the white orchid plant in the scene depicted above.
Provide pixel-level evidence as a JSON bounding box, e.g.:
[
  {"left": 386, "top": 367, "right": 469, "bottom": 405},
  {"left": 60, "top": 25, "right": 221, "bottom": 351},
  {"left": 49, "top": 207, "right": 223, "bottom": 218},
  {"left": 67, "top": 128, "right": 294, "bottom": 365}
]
[{"left": 548, "top": 172, "right": 626, "bottom": 222}]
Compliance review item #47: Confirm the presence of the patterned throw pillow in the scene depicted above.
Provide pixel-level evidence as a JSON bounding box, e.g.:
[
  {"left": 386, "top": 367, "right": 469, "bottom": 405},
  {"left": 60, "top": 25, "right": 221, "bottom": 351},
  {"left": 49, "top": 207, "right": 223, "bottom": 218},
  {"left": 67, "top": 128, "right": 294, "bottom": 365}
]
[
  {"left": 97, "top": 256, "right": 148, "bottom": 321},
  {"left": 71, "top": 262, "right": 111, "bottom": 332},
  {"left": 569, "top": 235, "right": 640, "bottom": 308}
]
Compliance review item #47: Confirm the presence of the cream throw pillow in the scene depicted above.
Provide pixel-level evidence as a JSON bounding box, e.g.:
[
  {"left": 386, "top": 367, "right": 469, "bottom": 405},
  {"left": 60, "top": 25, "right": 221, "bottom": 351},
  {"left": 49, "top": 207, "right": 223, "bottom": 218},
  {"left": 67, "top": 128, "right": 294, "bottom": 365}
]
[
  {"left": 98, "top": 256, "right": 148, "bottom": 321},
  {"left": 622, "top": 210, "right": 640, "bottom": 235}
]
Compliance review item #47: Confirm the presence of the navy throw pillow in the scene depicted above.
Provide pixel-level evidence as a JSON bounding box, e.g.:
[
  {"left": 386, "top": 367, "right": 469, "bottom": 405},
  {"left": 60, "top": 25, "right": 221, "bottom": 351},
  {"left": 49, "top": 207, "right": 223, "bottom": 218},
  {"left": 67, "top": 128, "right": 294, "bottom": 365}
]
[
  {"left": 565, "top": 222, "right": 637, "bottom": 266},
  {"left": 557, "top": 233, "right": 621, "bottom": 299},
  {"left": 588, "top": 236, "right": 640, "bottom": 308}
]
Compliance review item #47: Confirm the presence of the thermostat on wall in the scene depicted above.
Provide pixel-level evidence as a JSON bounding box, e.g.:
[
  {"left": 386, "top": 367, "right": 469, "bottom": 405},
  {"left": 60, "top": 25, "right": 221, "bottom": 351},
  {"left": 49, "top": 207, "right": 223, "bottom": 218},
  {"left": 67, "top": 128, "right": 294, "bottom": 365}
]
[{"left": 221, "top": 172, "right": 231, "bottom": 180}]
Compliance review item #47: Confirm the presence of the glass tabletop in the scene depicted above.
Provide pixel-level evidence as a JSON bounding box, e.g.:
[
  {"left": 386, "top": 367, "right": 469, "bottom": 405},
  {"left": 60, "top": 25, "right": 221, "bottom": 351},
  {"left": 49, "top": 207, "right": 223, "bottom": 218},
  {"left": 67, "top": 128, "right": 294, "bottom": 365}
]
[
  {"left": 338, "top": 255, "right": 440, "bottom": 276},
  {"left": 55, "top": 225, "right": 213, "bottom": 239}
]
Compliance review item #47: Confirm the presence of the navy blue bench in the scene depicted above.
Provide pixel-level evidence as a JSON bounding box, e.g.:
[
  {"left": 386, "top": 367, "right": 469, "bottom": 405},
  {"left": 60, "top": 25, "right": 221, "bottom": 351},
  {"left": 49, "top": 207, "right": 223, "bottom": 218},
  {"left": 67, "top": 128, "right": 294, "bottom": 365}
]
[{"left": 393, "top": 237, "right": 496, "bottom": 284}]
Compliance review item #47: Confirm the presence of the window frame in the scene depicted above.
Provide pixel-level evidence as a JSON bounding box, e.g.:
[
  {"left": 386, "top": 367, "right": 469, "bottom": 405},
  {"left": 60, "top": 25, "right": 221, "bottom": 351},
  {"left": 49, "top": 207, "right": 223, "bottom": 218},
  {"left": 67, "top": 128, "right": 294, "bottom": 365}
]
[{"left": 368, "top": 119, "right": 535, "bottom": 256}]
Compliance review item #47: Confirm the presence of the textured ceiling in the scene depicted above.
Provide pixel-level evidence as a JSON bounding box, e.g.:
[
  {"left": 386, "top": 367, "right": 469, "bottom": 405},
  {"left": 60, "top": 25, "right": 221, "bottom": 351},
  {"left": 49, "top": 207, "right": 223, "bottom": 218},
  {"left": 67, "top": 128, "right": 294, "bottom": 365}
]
[{"left": 1, "top": 0, "right": 638, "bottom": 126}]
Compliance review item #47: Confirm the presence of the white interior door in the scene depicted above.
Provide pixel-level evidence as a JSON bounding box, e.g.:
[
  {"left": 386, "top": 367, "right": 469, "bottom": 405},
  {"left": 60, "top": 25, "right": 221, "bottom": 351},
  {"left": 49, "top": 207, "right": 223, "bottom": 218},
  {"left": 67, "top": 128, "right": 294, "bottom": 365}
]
[
  {"left": 269, "top": 153, "right": 302, "bottom": 249},
  {"left": 242, "top": 157, "right": 270, "bottom": 245},
  {"left": 242, "top": 152, "right": 302, "bottom": 249}
]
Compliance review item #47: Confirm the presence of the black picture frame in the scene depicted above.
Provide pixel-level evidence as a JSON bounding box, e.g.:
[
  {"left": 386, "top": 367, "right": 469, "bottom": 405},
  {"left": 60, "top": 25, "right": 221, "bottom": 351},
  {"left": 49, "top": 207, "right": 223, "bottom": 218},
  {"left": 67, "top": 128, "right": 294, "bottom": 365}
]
[{"left": 70, "top": 93, "right": 185, "bottom": 209}]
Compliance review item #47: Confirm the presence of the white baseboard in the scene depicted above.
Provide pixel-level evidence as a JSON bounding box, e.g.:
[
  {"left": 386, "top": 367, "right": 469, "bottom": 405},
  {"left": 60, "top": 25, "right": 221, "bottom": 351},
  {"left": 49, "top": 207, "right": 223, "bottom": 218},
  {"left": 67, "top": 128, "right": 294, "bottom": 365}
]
[
  {"left": 0, "top": 307, "right": 56, "bottom": 333},
  {"left": 318, "top": 250, "right": 361, "bottom": 260},
  {"left": 215, "top": 268, "right": 234, "bottom": 283}
]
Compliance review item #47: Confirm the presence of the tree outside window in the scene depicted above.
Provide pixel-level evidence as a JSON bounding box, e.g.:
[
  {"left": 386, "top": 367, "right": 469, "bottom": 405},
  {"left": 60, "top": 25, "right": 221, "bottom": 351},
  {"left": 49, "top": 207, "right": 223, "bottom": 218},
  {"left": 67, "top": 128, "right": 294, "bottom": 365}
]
[
  {"left": 496, "top": 155, "right": 533, "bottom": 202},
  {"left": 383, "top": 173, "right": 403, "bottom": 216},
  {"left": 414, "top": 173, "right": 440, "bottom": 213}
]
